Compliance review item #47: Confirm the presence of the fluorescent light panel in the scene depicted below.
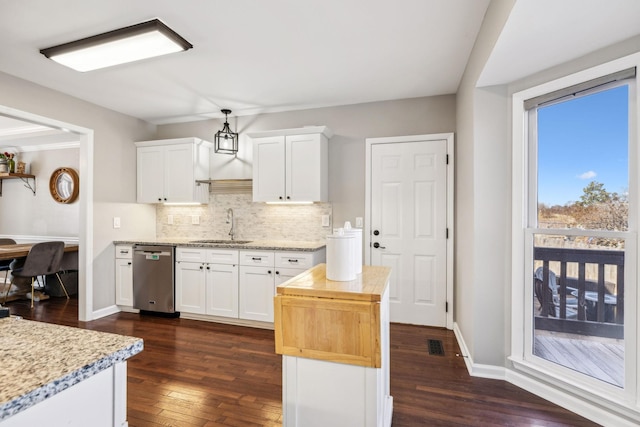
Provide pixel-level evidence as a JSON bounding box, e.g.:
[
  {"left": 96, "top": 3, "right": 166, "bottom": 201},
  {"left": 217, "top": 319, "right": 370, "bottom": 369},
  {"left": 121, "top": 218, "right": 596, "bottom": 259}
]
[{"left": 40, "top": 19, "right": 192, "bottom": 72}]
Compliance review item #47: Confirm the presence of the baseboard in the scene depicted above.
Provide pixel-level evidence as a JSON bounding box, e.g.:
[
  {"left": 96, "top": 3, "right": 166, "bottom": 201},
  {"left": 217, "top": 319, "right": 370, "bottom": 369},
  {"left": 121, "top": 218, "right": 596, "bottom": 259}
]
[
  {"left": 92, "top": 304, "right": 119, "bottom": 320},
  {"left": 452, "top": 322, "right": 640, "bottom": 426}
]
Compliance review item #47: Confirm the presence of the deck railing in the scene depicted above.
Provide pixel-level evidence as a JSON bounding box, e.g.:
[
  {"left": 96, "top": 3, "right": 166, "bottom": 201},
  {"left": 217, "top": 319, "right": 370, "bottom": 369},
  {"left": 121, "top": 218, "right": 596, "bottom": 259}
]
[{"left": 534, "top": 247, "right": 624, "bottom": 339}]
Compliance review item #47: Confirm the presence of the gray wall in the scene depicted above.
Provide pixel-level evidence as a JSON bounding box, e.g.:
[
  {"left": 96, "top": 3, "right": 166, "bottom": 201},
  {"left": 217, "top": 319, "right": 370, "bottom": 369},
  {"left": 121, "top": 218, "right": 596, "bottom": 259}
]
[
  {"left": 157, "top": 96, "right": 456, "bottom": 229},
  {"left": 0, "top": 71, "right": 157, "bottom": 313},
  {"left": 454, "top": 0, "right": 515, "bottom": 365}
]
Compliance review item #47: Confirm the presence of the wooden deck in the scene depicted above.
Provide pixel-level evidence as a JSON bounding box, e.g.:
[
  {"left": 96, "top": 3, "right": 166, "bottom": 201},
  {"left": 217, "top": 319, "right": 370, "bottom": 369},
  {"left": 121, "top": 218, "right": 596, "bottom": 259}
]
[{"left": 534, "top": 330, "right": 624, "bottom": 387}]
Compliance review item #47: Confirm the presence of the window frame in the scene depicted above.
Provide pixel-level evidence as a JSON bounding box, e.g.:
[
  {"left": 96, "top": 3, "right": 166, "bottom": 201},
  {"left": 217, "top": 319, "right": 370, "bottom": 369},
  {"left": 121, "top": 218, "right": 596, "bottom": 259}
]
[{"left": 511, "top": 54, "right": 639, "bottom": 411}]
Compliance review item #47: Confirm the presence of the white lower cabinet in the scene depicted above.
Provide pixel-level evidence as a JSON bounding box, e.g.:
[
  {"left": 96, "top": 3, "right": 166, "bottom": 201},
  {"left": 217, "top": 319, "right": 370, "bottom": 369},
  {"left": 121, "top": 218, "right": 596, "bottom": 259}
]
[
  {"left": 176, "top": 248, "right": 239, "bottom": 317},
  {"left": 115, "top": 245, "right": 133, "bottom": 307},
  {"left": 176, "top": 246, "right": 325, "bottom": 324}
]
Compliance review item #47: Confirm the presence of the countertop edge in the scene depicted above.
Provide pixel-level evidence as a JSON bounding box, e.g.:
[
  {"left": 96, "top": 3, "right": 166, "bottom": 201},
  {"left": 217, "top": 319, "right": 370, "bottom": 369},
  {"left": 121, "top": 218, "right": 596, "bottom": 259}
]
[
  {"left": 113, "top": 240, "right": 326, "bottom": 252},
  {"left": 0, "top": 339, "right": 143, "bottom": 421}
]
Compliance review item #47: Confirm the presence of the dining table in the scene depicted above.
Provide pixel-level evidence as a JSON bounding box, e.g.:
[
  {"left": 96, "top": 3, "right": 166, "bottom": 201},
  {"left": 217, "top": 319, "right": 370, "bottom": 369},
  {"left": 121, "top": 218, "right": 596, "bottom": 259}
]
[{"left": 0, "top": 243, "right": 79, "bottom": 261}]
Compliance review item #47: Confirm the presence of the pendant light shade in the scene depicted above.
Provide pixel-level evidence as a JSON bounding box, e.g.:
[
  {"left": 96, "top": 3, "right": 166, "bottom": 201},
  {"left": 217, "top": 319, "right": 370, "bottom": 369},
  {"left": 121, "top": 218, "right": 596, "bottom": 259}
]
[
  {"left": 40, "top": 19, "right": 192, "bottom": 72},
  {"left": 215, "top": 109, "right": 239, "bottom": 155}
]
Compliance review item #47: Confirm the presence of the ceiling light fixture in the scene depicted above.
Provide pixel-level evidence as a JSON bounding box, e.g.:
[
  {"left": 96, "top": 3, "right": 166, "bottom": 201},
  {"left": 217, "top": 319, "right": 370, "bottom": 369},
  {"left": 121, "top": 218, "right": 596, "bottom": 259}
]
[
  {"left": 214, "top": 109, "right": 239, "bottom": 155},
  {"left": 40, "top": 19, "right": 192, "bottom": 72}
]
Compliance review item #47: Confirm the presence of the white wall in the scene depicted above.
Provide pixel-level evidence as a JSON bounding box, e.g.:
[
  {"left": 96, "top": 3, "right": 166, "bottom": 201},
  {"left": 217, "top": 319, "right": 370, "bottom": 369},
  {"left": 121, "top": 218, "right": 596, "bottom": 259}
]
[
  {"left": 0, "top": 147, "right": 80, "bottom": 237},
  {"left": 156, "top": 96, "right": 457, "bottom": 228}
]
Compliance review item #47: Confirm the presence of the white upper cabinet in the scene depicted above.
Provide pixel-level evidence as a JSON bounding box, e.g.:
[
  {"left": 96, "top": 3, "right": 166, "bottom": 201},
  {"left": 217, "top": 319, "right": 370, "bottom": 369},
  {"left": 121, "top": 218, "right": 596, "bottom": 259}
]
[
  {"left": 249, "top": 126, "right": 331, "bottom": 202},
  {"left": 136, "top": 137, "right": 212, "bottom": 203}
]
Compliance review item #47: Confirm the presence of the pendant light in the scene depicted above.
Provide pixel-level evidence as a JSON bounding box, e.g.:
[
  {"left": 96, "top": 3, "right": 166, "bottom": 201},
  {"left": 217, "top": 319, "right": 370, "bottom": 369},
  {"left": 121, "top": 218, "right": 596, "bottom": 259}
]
[{"left": 215, "top": 109, "right": 239, "bottom": 155}]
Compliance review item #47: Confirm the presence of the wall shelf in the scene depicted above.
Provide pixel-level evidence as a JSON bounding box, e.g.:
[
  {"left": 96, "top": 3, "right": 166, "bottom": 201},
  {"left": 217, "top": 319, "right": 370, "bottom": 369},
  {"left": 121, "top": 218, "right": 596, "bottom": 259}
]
[{"left": 0, "top": 173, "right": 36, "bottom": 196}]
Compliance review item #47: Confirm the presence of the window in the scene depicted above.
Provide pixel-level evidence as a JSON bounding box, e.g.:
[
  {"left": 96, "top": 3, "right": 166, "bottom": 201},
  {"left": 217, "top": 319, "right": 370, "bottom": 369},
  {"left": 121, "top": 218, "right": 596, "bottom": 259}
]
[{"left": 512, "top": 60, "right": 638, "bottom": 411}]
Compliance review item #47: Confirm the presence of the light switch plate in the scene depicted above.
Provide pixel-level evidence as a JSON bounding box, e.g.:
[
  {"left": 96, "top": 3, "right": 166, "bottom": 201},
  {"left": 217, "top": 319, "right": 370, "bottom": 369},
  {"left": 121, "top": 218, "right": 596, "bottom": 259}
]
[
  {"left": 321, "top": 215, "right": 330, "bottom": 227},
  {"left": 167, "top": 215, "right": 173, "bottom": 225},
  {"left": 355, "top": 217, "right": 363, "bottom": 228},
  {"left": 191, "top": 215, "right": 200, "bottom": 225},
  {"left": 113, "top": 217, "right": 121, "bottom": 229}
]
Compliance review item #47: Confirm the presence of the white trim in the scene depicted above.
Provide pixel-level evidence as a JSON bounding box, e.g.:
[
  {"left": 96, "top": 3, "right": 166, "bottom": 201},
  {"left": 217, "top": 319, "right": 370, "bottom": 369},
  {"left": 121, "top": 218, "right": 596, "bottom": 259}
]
[
  {"left": 0, "top": 235, "right": 79, "bottom": 244},
  {"left": 10, "top": 141, "right": 80, "bottom": 152},
  {"left": 511, "top": 52, "right": 640, "bottom": 417},
  {"left": 92, "top": 304, "right": 120, "bottom": 320},
  {"left": 364, "top": 133, "right": 455, "bottom": 329},
  {"left": 0, "top": 105, "right": 94, "bottom": 322}
]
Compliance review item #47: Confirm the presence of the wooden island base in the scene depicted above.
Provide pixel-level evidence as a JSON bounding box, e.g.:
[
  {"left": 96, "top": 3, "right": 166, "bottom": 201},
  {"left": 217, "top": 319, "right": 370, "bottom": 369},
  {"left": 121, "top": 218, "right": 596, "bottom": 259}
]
[{"left": 274, "top": 264, "right": 392, "bottom": 427}]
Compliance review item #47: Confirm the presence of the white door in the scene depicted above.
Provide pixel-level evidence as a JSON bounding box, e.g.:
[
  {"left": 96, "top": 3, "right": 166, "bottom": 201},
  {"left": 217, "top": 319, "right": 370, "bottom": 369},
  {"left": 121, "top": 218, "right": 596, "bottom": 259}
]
[
  {"left": 286, "top": 133, "right": 325, "bottom": 201},
  {"left": 175, "top": 262, "right": 206, "bottom": 314},
  {"left": 114, "top": 258, "right": 133, "bottom": 306},
  {"left": 136, "top": 146, "right": 165, "bottom": 203},
  {"left": 252, "top": 136, "right": 285, "bottom": 202},
  {"left": 206, "top": 263, "right": 239, "bottom": 318},
  {"left": 164, "top": 143, "right": 194, "bottom": 203},
  {"left": 239, "top": 266, "right": 274, "bottom": 322},
  {"left": 369, "top": 138, "right": 448, "bottom": 326}
]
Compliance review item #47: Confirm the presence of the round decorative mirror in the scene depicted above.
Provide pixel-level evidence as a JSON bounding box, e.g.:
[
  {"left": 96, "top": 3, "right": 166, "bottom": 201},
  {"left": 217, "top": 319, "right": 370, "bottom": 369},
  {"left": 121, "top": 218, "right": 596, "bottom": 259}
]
[{"left": 49, "top": 167, "right": 79, "bottom": 204}]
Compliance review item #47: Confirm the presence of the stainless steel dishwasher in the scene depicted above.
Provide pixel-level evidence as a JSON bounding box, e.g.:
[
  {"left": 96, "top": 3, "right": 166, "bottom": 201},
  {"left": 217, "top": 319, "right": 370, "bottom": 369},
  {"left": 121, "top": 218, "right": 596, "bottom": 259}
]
[{"left": 132, "top": 244, "right": 177, "bottom": 315}]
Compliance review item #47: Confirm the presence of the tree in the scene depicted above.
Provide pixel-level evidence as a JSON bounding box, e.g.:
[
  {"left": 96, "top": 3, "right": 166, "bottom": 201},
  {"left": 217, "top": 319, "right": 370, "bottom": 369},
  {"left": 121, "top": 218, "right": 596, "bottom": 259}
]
[{"left": 578, "top": 181, "right": 610, "bottom": 207}]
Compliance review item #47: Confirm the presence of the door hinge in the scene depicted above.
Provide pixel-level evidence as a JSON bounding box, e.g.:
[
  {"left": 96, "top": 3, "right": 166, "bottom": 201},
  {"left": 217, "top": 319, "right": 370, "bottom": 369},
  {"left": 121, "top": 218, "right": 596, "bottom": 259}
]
[
  {"left": 446, "top": 154, "right": 449, "bottom": 165},
  {"left": 446, "top": 228, "right": 449, "bottom": 239},
  {"left": 446, "top": 301, "right": 449, "bottom": 313}
]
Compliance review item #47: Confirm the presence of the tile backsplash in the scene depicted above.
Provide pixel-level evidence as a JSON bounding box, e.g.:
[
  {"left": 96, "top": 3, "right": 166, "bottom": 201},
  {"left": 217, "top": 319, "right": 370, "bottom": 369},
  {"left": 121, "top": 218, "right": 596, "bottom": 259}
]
[{"left": 156, "top": 193, "right": 332, "bottom": 242}]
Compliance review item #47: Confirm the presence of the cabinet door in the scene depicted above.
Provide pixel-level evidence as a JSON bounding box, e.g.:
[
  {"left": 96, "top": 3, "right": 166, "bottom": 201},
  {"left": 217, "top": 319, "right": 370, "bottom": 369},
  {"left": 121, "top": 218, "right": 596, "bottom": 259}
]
[
  {"left": 286, "top": 133, "right": 327, "bottom": 202},
  {"left": 115, "top": 258, "right": 133, "bottom": 306},
  {"left": 253, "top": 136, "right": 285, "bottom": 202},
  {"left": 164, "top": 144, "right": 195, "bottom": 203},
  {"left": 175, "top": 262, "right": 206, "bottom": 314},
  {"left": 239, "top": 265, "right": 275, "bottom": 322},
  {"left": 275, "top": 267, "right": 305, "bottom": 287},
  {"left": 137, "top": 146, "right": 165, "bottom": 203},
  {"left": 206, "top": 263, "right": 239, "bottom": 318}
]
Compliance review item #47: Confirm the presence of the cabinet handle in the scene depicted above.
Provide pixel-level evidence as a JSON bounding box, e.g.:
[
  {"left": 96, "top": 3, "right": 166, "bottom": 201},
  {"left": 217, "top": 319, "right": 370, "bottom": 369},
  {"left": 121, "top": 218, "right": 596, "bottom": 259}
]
[
  {"left": 268, "top": 270, "right": 272, "bottom": 274},
  {"left": 158, "top": 197, "right": 162, "bottom": 201},
  {"left": 286, "top": 196, "right": 290, "bottom": 200},
  {"left": 127, "top": 262, "right": 132, "bottom": 265},
  {"left": 288, "top": 259, "right": 298, "bottom": 263},
  {"left": 279, "top": 196, "right": 283, "bottom": 200},
  {"left": 252, "top": 257, "right": 262, "bottom": 261},
  {"left": 206, "top": 266, "right": 210, "bottom": 270},
  {"left": 199, "top": 265, "right": 204, "bottom": 270},
  {"left": 275, "top": 271, "right": 280, "bottom": 275}
]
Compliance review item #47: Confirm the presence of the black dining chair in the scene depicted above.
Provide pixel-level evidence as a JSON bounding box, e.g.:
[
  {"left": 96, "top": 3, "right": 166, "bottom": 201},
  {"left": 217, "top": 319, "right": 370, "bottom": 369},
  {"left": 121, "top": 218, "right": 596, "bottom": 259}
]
[
  {"left": 10, "top": 241, "right": 69, "bottom": 308},
  {"left": 0, "top": 238, "right": 17, "bottom": 300}
]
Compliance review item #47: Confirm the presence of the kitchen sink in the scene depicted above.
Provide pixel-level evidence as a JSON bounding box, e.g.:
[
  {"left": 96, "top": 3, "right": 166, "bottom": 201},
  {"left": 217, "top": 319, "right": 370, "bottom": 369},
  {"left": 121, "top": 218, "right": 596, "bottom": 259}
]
[{"left": 190, "top": 239, "right": 253, "bottom": 244}]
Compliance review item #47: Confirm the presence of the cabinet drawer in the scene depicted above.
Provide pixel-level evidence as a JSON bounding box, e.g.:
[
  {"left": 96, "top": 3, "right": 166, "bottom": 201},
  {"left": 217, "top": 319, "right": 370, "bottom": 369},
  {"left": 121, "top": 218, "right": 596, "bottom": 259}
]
[
  {"left": 206, "top": 249, "right": 239, "bottom": 265},
  {"left": 177, "top": 247, "right": 206, "bottom": 262},
  {"left": 115, "top": 245, "right": 133, "bottom": 259},
  {"left": 275, "top": 252, "right": 316, "bottom": 269},
  {"left": 239, "top": 250, "right": 274, "bottom": 266}
]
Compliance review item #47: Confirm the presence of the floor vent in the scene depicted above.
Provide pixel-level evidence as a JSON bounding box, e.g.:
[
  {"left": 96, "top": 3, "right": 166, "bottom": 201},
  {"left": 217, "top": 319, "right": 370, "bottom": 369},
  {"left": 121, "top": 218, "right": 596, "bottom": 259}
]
[{"left": 427, "top": 339, "right": 445, "bottom": 356}]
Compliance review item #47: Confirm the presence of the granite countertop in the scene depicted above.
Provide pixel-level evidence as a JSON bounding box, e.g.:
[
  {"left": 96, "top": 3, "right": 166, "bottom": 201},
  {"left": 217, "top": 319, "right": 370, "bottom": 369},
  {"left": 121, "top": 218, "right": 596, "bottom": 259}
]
[
  {"left": 113, "top": 238, "right": 326, "bottom": 252},
  {"left": 276, "top": 264, "right": 391, "bottom": 302},
  {"left": 0, "top": 318, "right": 143, "bottom": 421}
]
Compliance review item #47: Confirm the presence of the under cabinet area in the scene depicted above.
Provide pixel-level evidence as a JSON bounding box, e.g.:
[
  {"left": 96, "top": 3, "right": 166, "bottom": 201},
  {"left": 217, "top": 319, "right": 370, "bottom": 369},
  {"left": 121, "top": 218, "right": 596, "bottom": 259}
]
[
  {"left": 136, "top": 137, "right": 211, "bottom": 204},
  {"left": 114, "top": 245, "right": 134, "bottom": 309},
  {"left": 249, "top": 126, "right": 331, "bottom": 203}
]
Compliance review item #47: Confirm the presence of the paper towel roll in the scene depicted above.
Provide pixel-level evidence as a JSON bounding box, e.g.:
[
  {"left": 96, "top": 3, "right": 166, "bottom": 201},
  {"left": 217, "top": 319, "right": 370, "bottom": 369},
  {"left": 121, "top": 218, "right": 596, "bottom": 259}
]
[
  {"left": 326, "top": 234, "right": 356, "bottom": 281},
  {"left": 344, "top": 228, "right": 363, "bottom": 274}
]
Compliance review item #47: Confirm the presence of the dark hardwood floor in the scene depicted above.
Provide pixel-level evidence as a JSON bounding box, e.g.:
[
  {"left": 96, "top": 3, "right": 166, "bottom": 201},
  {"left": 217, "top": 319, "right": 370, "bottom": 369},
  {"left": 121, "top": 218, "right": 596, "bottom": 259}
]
[{"left": 4, "top": 297, "right": 599, "bottom": 426}]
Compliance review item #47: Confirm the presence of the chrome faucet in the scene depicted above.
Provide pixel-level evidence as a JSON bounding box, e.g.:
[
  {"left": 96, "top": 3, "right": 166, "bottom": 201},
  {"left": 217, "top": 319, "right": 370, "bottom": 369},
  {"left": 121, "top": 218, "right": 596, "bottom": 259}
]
[{"left": 226, "top": 208, "right": 235, "bottom": 240}]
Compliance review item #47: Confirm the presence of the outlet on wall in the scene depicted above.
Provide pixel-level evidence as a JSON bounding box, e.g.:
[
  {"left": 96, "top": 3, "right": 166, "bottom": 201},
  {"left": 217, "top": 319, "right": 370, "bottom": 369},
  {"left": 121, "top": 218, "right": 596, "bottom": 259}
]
[
  {"left": 355, "top": 217, "right": 363, "bottom": 228},
  {"left": 191, "top": 215, "right": 200, "bottom": 225},
  {"left": 321, "top": 215, "right": 330, "bottom": 227},
  {"left": 167, "top": 215, "right": 173, "bottom": 225},
  {"left": 113, "top": 217, "right": 121, "bottom": 229}
]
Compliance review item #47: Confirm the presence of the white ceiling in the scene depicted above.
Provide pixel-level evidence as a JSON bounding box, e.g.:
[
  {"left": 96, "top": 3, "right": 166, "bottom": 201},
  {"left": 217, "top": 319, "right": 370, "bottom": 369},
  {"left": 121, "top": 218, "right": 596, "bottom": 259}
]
[
  {"left": 1, "top": 0, "right": 640, "bottom": 147},
  {"left": 0, "top": 0, "right": 490, "bottom": 126}
]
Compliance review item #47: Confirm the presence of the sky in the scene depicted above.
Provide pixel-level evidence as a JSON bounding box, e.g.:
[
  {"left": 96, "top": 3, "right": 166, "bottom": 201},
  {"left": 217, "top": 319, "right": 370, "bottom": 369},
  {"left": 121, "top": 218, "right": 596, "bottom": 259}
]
[{"left": 537, "top": 85, "right": 629, "bottom": 206}]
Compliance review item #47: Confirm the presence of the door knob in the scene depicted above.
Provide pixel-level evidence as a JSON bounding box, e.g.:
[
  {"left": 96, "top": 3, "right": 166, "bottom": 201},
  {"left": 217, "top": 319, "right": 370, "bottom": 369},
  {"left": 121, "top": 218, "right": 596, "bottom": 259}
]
[
  {"left": 373, "top": 230, "right": 380, "bottom": 236},
  {"left": 373, "top": 242, "right": 386, "bottom": 249}
]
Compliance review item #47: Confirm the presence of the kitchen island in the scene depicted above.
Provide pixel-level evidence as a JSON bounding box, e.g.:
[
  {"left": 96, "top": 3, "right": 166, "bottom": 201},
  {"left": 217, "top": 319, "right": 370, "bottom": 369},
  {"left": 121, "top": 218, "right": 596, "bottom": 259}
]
[
  {"left": 274, "top": 264, "right": 392, "bottom": 427},
  {"left": 0, "top": 317, "right": 143, "bottom": 426}
]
